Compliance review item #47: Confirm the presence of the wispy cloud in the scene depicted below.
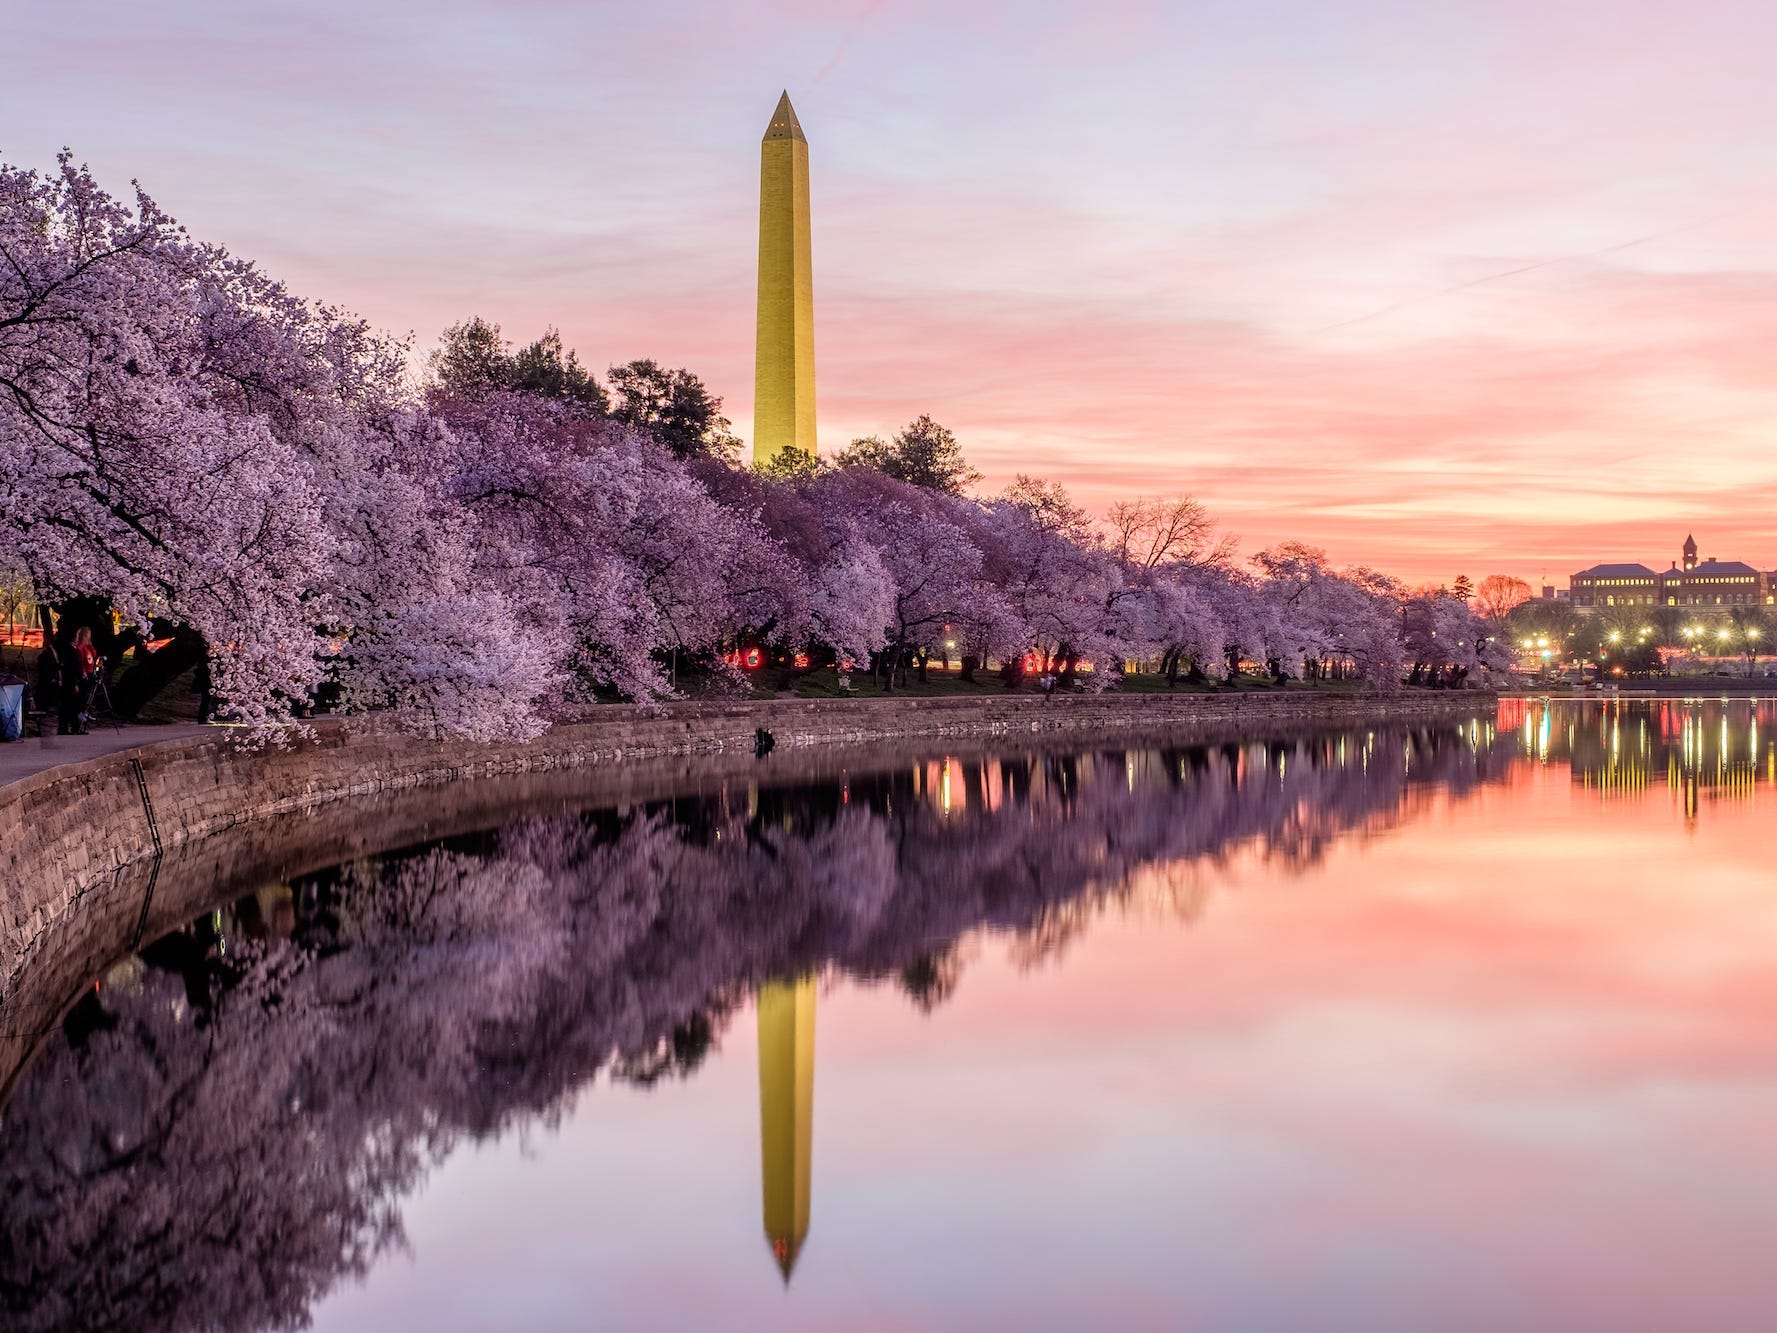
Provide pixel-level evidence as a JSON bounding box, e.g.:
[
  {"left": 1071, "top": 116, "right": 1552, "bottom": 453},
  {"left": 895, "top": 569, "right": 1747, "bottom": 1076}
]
[{"left": 811, "top": 0, "right": 891, "bottom": 86}]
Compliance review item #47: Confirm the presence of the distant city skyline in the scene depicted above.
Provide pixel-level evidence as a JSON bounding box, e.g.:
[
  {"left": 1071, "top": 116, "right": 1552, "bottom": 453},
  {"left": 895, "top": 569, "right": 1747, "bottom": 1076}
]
[{"left": 7, "top": 0, "right": 1775, "bottom": 585}]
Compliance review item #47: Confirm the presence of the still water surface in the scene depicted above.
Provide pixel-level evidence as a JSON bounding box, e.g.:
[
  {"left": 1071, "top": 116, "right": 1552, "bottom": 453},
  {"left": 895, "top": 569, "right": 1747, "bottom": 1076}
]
[{"left": 4, "top": 699, "right": 1777, "bottom": 1331}]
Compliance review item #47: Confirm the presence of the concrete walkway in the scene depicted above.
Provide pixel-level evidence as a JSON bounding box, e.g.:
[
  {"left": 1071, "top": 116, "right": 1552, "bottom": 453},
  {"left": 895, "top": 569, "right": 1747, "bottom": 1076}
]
[{"left": 0, "top": 723, "right": 214, "bottom": 789}]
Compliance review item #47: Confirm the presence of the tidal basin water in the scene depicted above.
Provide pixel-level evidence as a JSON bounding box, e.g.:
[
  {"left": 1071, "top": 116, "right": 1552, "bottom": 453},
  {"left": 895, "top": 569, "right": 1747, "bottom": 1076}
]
[{"left": 5, "top": 699, "right": 1777, "bottom": 1332}]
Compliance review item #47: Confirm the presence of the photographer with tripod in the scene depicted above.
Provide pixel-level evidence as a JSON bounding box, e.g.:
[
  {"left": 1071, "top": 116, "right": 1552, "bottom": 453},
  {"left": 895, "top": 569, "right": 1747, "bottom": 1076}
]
[{"left": 53, "top": 625, "right": 102, "bottom": 735}]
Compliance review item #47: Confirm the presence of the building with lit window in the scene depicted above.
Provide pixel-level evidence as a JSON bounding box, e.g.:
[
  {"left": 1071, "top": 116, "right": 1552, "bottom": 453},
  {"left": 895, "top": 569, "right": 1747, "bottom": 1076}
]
[
  {"left": 1569, "top": 562, "right": 1659, "bottom": 610},
  {"left": 1570, "top": 535, "right": 1772, "bottom": 612}
]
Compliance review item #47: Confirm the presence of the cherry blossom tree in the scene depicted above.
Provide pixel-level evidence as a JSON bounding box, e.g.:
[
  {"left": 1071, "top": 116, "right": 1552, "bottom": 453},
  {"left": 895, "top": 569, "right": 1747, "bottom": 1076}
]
[
  {"left": 1132, "top": 572, "right": 1227, "bottom": 684},
  {"left": 975, "top": 477, "right": 1123, "bottom": 685},
  {"left": 808, "top": 468, "right": 1002, "bottom": 690},
  {"left": 693, "top": 461, "right": 892, "bottom": 669},
  {"left": 1251, "top": 544, "right": 1407, "bottom": 686},
  {"left": 429, "top": 389, "right": 795, "bottom": 700},
  {"left": 1401, "top": 588, "right": 1507, "bottom": 687},
  {"left": 0, "top": 155, "right": 557, "bottom": 735}
]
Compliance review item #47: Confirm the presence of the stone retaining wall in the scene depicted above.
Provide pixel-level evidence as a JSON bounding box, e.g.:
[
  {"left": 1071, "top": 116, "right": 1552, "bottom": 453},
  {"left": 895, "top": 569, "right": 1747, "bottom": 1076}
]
[{"left": 0, "top": 690, "right": 1493, "bottom": 1015}]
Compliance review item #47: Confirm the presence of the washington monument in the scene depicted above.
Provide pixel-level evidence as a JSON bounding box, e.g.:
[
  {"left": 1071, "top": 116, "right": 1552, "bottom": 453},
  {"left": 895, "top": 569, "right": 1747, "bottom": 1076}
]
[
  {"left": 758, "top": 977, "right": 815, "bottom": 1281},
  {"left": 753, "top": 91, "right": 816, "bottom": 466}
]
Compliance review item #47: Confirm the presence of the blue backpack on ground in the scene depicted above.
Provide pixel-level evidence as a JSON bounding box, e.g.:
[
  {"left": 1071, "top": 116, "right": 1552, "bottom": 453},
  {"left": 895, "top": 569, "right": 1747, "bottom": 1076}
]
[{"left": 0, "top": 681, "right": 24, "bottom": 741}]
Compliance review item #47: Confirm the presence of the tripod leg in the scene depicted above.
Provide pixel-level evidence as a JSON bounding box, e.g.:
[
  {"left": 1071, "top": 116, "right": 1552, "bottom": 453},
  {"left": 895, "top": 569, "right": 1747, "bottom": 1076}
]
[{"left": 95, "top": 673, "right": 122, "bottom": 733}]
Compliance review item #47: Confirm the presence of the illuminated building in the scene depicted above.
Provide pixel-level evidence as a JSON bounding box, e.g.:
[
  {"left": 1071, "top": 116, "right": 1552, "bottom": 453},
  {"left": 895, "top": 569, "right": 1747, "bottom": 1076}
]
[
  {"left": 1568, "top": 535, "right": 1772, "bottom": 611},
  {"left": 1568, "top": 562, "right": 1659, "bottom": 610},
  {"left": 1657, "top": 552, "right": 1768, "bottom": 608},
  {"left": 757, "top": 976, "right": 815, "bottom": 1282},
  {"left": 753, "top": 92, "right": 816, "bottom": 467}
]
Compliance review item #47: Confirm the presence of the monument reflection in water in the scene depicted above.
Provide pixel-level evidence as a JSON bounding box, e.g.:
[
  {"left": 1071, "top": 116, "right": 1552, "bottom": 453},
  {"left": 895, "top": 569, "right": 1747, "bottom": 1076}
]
[{"left": 5, "top": 704, "right": 1777, "bottom": 1331}]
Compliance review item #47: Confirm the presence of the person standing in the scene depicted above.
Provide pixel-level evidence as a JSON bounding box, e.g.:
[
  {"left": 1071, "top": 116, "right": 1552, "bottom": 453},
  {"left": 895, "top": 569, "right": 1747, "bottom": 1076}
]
[
  {"left": 72, "top": 626, "right": 101, "bottom": 681},
  {"left": 54, "top": 632, "right": 84, "bottom": 735},
  {"left": 56, "top": 628, "right": 99, "bottom": 735},
  {"left": 72, "top": 627, "right": 103, "bottom": 729}
]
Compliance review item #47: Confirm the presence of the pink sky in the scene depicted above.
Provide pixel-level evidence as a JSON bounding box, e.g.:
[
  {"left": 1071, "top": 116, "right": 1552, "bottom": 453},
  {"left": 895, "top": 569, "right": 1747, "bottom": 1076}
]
[{"left": 5, "top": 0, "right": 1776, "bottom": 585}]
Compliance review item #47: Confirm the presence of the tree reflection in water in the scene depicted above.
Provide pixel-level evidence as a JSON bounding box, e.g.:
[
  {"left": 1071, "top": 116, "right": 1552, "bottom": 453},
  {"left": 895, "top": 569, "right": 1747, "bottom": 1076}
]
[{"left": 0, "top": 725, "right": 1508, "bottom": 1332}]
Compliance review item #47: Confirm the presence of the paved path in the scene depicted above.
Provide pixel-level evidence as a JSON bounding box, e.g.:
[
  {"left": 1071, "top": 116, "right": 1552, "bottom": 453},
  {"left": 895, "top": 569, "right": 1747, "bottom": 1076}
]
[{"left": 0, "top": 724, "right": 214, "bottom": 789}]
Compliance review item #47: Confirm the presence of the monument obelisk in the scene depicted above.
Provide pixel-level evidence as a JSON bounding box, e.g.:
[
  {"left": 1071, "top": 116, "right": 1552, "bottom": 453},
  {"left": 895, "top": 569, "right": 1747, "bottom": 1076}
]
[
  {"left": 757, "top": 977, "right": 815, "bottom": 1281},
  {"left": 753, "top": 91, "right": 816, "bottom": 467}
]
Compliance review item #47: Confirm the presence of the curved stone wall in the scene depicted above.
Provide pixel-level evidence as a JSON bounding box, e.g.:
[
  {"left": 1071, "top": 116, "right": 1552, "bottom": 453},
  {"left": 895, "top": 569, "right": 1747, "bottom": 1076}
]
[{"left": 0, "top": 690, "right": 1494, "bottom": 1022}]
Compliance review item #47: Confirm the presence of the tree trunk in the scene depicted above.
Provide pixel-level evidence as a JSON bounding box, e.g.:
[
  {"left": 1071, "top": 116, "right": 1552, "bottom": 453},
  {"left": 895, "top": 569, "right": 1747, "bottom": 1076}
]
[
  {"left": 1056, "top": 648, "right": 1077, "bottom": 689},
  {"left": 112, "top": 626, "right": 207, "bottom": 720},
  {"left": 883, "top": 636, "right": 905, "bottom": 695}
]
